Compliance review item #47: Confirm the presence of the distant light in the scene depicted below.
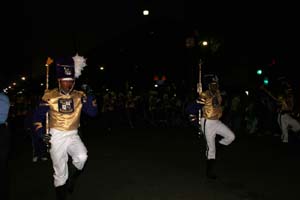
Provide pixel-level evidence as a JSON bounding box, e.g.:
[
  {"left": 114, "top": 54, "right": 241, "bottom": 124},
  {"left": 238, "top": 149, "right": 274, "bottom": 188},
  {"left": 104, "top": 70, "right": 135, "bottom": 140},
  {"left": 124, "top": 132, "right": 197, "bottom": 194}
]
[
  {"left": 154, "top": 84, "right": 158, "bottom": 88},
  {"left": 202, "top": 41, "right": 208, "bottom": 46},
  {"left": 143, "top": 10, "right": 149, "bottom": 16},
  {"left": 245, "top": 91, "right": 249, "bottom": 96},
  {"left": 21, "top": 76, "right": 26, "bottom": 81},
  {"left": 106, "top": 88, "right": 109, "bottom": 91},
  {"left": 256, "top": 69, "right": 262, "bottom": 75},
  {"left": 13, "top": 82, "right": 16, "bottom": 86},
  {"left": 99, "top": 66, "right": 104, "bottom": 71},
  {"left": 264, "top": 77, "right": 269, "bottom": 85},
  {"left": 130, "top": 86, "right": 133, "bottom": 90},
  {"left": 8, "top": 86, "right": 12, "bottom": 89},
  {"left": 40, "top": 83, "right": 44, "bottom": 86}
]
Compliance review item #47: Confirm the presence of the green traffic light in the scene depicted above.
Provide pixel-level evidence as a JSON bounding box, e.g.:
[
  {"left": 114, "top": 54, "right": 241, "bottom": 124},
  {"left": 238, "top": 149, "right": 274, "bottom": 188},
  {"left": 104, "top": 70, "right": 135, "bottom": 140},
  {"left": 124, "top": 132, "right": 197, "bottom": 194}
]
[
  {"left": 257, "top": 69, "right": 262, "bottom": 75},
  {"left": 263, "top": 77, "right": 269, "bottom": 85}
]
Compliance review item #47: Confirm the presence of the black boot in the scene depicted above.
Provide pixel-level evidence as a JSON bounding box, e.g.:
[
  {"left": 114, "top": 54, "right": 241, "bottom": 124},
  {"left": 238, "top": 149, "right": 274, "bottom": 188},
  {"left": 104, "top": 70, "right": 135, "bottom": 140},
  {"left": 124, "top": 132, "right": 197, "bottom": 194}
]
[
  {"left": 67, "top": 168, "right": 83, "bottom": 194},
  {"left": 55, "top": 184, "right": 67, "bottom": 200},
  {"left": 206, "top": 159, "right": 217, "bottom": 180}
]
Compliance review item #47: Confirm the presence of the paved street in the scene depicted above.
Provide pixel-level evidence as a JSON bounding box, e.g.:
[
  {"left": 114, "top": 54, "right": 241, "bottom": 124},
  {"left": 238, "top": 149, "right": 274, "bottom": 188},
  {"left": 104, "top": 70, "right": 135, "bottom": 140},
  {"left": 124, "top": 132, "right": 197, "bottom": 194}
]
[{"left": 8, "top": 122, "right": 300, "bottom": 200}]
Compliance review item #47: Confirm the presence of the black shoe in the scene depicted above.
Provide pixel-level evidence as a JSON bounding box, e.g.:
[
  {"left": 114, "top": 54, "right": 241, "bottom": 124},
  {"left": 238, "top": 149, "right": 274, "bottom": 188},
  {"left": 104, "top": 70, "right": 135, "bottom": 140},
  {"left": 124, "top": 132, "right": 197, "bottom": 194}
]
[
  {"left": 67, "top": 169, "right": 83, "bottom": 194},
  {"left": 206, "top": 159, "right": 217, "bottom": 180},
  {"left": 55, "top": 184, "right": 67, "bottom": 200}
]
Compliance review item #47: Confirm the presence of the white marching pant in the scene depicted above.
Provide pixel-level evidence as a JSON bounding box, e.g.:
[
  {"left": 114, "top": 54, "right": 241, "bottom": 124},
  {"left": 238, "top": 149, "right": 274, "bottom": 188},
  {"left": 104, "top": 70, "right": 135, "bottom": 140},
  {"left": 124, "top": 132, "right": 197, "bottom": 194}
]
[
  {"left": 277, "top": 113, "right": 300, "bottom": 143},
  {"left": 201, "top": 118, "right": 235, "bottom": 159},
  {"left": 49, "top": 128, "right": 88, "bottom": 187}
]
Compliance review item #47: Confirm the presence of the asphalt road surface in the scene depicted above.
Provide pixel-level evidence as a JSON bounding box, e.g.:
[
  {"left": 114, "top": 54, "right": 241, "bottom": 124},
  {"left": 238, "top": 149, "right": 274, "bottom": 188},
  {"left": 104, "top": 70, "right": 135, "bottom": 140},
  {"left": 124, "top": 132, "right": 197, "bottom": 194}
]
[{"left": 8, "top": 122, "right": 300, "bottom": 200}]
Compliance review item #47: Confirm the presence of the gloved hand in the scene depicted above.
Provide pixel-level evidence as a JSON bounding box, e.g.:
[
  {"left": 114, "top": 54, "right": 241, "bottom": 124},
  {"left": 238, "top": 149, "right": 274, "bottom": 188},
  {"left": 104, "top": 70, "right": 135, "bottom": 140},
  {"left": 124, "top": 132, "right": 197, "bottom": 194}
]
[{"left": 81, "top": 84, "right": 94, "bottom": 95}]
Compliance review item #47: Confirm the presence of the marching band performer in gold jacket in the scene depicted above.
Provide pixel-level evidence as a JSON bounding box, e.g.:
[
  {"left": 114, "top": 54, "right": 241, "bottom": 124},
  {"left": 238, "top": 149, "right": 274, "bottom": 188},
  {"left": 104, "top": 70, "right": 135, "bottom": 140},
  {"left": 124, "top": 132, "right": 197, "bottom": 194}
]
[
  {"left": 198, "top": 74, "right": 235, "bottom": 179},
  {"left": 33, "top": 55, "right": 98, "bottom": 200},
  {"left": 261, "top": 78, "right": 300, "bottom": 143}
]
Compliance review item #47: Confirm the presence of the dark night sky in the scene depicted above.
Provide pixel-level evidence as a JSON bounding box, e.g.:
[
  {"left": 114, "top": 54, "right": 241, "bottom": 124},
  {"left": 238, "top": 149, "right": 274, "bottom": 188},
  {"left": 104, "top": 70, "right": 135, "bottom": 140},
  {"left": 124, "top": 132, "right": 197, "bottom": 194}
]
[
  {"left": 2, "top": 1, "right": 299, "bottom": 90},
  {"left": 22, "top": 1, "right": 184, "bottom": 81}
]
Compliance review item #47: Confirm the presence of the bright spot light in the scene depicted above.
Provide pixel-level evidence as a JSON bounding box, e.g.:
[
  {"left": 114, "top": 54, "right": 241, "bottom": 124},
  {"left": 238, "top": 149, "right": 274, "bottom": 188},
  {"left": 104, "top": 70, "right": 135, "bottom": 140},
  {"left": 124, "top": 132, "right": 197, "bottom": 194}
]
[
  {"left": 257, "top": 69, "right": 262, "bottom": 75},
  {"left": 143, "top": 10, "right": 149, "bottom": 15},
  {"left": 202, "top": 41, "right": 208, "bottom": 46},
  {"left": 264, "top": 78, "right": 269, "bottom": 85}
]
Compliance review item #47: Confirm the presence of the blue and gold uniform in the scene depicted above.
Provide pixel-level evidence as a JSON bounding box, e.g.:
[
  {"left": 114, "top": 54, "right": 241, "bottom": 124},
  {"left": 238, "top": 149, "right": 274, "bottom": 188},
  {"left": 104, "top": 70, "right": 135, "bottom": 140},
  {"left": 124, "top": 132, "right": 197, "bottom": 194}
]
[
  {"left": 34, "top": 89, "right": 97, "bottom": 132},
  {"left": 199, "top": 89, "right": 222, "bottom": 120},
  {"left": 32, "top": 54, "right": 98, "bottom": 200},
  {"left": 261, "top": 82, "right": 300, "bottom": 143},
  {"left": 199, "top": 86, "right": 235, "bottom": 161},
  {"left": 198, "top": 74, "right": 235, "bottom": 179},
  {"left": 276, "top": 91, "right": 300, "bottom": 143}
]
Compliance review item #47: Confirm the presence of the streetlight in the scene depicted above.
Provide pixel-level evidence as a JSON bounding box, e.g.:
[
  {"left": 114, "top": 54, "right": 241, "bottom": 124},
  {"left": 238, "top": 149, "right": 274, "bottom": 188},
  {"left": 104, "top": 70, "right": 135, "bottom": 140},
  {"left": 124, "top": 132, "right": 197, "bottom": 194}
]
[
  {"left": 143, "top": 10, "right": 149, "bottom": 16},
  {"left": 202, "top": 41, "right": 208, "bottom": 46}
]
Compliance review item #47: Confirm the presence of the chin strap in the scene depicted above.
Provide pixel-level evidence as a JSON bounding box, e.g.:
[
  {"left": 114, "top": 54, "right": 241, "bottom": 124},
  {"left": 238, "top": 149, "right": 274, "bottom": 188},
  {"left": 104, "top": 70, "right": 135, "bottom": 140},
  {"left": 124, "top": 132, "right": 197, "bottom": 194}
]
[{"left": 58, "top": 80, "right": 75, "bottom": 95}]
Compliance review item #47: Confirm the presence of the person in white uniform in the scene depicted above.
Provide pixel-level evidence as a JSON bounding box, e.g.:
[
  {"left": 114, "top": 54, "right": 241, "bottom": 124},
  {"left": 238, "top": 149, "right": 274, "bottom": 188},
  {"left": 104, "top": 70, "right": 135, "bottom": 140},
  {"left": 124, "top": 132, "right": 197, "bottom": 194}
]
[
  {"left": 198, "top": 74, "right": 235, "bottom": 179},
  {"left": 32, "top": 55, "right": 98, "bottom": 200},
  {"left": 260, "top": 78, "right": 300, "bottom": 143}
]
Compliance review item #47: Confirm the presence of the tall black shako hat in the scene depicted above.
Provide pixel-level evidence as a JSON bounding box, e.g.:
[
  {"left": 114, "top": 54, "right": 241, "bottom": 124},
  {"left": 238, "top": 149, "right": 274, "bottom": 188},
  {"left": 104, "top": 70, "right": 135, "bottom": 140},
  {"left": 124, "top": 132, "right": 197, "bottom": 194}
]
[{"left": 56, "top": 54, "right": 87, "bottom": 80}]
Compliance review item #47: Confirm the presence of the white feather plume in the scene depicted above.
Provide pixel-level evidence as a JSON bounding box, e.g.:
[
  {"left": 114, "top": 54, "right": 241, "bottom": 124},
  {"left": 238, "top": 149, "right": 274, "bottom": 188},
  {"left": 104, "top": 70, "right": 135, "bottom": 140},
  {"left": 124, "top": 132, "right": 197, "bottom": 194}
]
[{"left": 72, "top": 53, "right": 87, "bottom": 78}]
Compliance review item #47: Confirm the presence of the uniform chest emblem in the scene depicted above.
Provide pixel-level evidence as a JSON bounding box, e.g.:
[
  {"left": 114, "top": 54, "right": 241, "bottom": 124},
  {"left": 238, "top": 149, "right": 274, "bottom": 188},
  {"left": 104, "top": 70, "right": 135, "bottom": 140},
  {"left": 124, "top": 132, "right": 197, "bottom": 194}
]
[{"left": 58, "top": 98, "right": 74, "bottom": 113}]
